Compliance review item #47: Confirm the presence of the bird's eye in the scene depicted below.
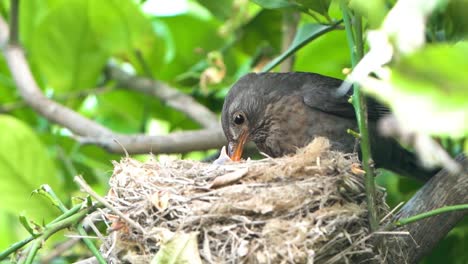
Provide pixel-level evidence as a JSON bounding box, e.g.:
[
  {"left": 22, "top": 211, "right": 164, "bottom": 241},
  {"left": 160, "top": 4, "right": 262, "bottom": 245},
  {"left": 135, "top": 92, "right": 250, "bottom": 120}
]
[{"left": 233, "top": 113, "right": 245, "bottom": 125}]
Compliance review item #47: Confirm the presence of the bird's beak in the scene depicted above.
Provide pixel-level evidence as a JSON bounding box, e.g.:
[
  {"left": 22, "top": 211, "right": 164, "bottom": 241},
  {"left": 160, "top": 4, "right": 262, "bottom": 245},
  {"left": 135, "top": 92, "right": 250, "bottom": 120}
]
[{"left": 228, "top": 129, "right": 248, "bottom": 161}]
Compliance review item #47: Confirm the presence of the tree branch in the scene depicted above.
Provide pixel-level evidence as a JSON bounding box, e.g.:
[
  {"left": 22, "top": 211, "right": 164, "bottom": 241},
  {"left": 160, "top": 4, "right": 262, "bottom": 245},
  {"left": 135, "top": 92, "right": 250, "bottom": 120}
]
[
  {"left": 76, "top": 128, "right": 225, "bottom": 155},
  {"left": 0, "top": 17, "right": 226, "bottom": 155},
  {"left": 107, "top": 65, "right": 219, "bottom": 129},
  {"left": 388, "top": 155, "right": 468, "bottom": 263}
]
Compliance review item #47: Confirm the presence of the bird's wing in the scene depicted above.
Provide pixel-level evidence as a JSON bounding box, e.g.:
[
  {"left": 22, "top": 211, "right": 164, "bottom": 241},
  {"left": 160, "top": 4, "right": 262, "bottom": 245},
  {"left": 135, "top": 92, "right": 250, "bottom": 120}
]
[{"left": 298, "top": 73, "right": 390, "bottom": 120}]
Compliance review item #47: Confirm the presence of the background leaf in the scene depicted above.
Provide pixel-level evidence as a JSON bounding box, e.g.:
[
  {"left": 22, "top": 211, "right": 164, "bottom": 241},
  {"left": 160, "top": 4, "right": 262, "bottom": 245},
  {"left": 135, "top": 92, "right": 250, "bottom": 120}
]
[
  {"left": 30, "top": 0, "right": 108, "bottom": 93},
  {"left": 0, "top": 115, "right": 61, "bottom": 219},
  {"left": 262, "top": 22, "right": 339, "bottom": 72}
]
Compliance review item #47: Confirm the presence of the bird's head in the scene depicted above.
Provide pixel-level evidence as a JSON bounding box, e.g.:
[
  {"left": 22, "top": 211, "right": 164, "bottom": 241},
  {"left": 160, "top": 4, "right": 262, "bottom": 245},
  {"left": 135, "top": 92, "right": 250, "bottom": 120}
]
[{"left": 221, "top": 73, "right": 272, "bottom": 161}]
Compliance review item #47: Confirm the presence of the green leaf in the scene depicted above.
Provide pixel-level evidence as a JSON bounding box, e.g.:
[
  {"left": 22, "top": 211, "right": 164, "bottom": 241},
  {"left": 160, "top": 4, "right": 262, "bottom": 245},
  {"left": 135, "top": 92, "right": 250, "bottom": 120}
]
[
  {"left": 294, "top": 29, "right": 350, "bottom": 78},
  {"left": 30, "top": 0, "right": 108, "bottom": 93},
  {"left": 155, "top": 14, "right": 223, "bottom": 80},
  {"left": 364, "top": 42, "right": 468, "bottom": 138},
  {"left": 237, "top": 9, "right": 283, "bottom": 55},
  {"left": 152, "top": 231, "right": 202, "bottom": 264},
  {"left": 262, "top": 22, "right": 340, "bottom": 72},
  {"left": 94, "top": 90, "right": 148, "bottom": 133},
  {"left": 88, "top": 0, "right": 165, "bottom": 71},
  {"left": 251, "top": 0, "right": 297, "bottom": 9},
  {"left": 89, "top": 0, "right": 151, "bottom": 53},
  {"left": 349, "top": 0, "right": 387, "bottom": 28},
  {"left": 19, "top": 0, "right": 60, "bottom": 48},
  {"left": 0, "top": 115, "right": 60, "bottom": 220}
]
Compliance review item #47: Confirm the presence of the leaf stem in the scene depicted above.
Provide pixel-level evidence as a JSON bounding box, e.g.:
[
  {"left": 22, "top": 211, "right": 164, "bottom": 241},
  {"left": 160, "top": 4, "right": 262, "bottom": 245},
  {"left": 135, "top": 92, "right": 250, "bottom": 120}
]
[
  {"left": 76, "top": 224, "right": 106, "bottom": 264},
  {"left": 0, "top": 236, "right": 35, "bottom": 260},
  {"left": 395, "top": 204, "right": 468, "bottom": 227},
  {"left": 22, "top": 205, "right": 98, "bottom": 264},
  {"left": 340, "top": 1, "right": 378, "bottom": 232},
  {"left": 49, "top": 194, "right": 106, "bottom": 264},
  {"left": 0, "top": 204, "right": 81, "bottom": 261}
]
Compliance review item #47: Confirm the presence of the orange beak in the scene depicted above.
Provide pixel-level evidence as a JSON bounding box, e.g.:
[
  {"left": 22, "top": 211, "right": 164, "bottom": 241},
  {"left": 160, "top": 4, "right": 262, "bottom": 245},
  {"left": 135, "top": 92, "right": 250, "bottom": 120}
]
[{"left": 228, "top": 129, "right": 248, "bottom": 161}]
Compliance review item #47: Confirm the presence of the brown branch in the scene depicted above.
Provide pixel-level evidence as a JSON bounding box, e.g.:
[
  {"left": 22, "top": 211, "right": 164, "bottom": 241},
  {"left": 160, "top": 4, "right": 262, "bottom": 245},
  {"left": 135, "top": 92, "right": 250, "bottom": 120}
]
[
  {"left": 107, "top": 65, "right": 219, "bottom": 129},
  {"left": 0, "top": 17, "right": 226, "bottom": 155},
  {"left": 77, "top": 129, "right": 225, "bottom": 154},
  {"left": 388, "top": 154, "right": 468, "bottom": 263}
]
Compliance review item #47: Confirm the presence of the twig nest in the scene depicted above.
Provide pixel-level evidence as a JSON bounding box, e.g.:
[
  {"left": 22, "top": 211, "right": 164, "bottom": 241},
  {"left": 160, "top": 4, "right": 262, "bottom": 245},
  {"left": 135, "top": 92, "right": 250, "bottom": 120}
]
[{"left": 100, "top": 137, "right": 390, "bottom": 263}]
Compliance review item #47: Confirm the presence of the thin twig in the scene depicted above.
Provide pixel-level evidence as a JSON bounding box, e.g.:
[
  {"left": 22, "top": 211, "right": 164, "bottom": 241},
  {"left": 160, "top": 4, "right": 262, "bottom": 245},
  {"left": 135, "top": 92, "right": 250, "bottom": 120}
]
[
  {"left": 74, "top": 176, "right": 146, "bottom": 234},
  {"left": 380, "top": 202, "right": 404, "bottom": 224}
]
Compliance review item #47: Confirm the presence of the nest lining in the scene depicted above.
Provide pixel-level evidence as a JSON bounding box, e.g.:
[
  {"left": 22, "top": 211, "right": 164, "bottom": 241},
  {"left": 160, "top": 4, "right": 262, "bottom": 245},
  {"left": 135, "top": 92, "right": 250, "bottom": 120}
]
[{"left": 99, "top": 138, "right": 395, "bottom": 263}]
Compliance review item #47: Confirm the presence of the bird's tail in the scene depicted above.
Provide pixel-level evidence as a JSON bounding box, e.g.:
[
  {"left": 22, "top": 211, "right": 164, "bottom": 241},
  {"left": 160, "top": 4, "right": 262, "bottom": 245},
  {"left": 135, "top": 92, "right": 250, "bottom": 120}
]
[{"left": 368, "top": 126, "right": 438, "bottom": 181}]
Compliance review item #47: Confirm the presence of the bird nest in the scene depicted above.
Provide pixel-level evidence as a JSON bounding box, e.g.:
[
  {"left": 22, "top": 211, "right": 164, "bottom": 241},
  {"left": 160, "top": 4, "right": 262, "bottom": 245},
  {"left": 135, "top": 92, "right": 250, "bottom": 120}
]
[{"left": 99, "top": 138, "right": 394, "bottom": 263}]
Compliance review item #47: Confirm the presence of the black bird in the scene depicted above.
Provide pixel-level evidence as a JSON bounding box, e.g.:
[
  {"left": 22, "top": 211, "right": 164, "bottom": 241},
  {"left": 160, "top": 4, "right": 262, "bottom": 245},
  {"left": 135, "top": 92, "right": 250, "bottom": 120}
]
[{"left": 221, "top": 72, "right": 433, "bottom": 181}]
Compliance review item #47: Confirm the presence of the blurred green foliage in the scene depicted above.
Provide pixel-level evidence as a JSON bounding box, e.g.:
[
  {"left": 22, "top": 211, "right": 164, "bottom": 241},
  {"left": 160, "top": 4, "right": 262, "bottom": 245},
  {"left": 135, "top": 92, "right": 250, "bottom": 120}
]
[{"left": 0, "top": 0, "right": 465, "bottom": 262}]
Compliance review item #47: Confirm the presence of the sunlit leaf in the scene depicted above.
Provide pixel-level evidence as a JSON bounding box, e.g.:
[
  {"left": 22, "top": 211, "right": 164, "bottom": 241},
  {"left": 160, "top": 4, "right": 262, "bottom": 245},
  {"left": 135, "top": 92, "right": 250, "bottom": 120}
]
[
  {"left": 0, "top": 115, "right": 60, "bottom": 220},
  {"left": 88, "top": 0, "right": 165, "bottom": 72},
  {"left": 89, "top": 0, "right": 152, "bottom": 53},
  {"left": 94, "top": 90, "right": 148, "bottom": 133},
  {"left": 0, "top": 211, "right": 16, "bottom": 249},
  {"left": 155, "top": 14, "right": 223, "bottom": 80},
  {"left": 349, "top": 0, "right": 387, "bottom": 28},
  {"left": 294, "top": 30, "right": 349, "bottom": 78},
  {"left": 19, "top": 0, "right": 60, "bottom": 47},
  {"left": 262, "top": 22, "right": 340, "bottom": 72},
  {"left": 30, "top": 0, "right": 108, "bottom": 92}
]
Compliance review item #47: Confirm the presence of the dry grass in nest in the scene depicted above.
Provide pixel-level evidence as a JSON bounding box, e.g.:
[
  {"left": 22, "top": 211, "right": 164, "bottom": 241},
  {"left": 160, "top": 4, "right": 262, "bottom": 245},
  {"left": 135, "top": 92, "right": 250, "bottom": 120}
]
[{"left": 98, "top": 137, "right": 394, "bottom": 263}]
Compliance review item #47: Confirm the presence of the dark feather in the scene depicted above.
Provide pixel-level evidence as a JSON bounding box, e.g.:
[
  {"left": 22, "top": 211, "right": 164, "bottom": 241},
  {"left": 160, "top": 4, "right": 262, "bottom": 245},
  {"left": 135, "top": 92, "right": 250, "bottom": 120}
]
[{"left": 250, "top": 72, "right": 390, "bottom": 120}]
